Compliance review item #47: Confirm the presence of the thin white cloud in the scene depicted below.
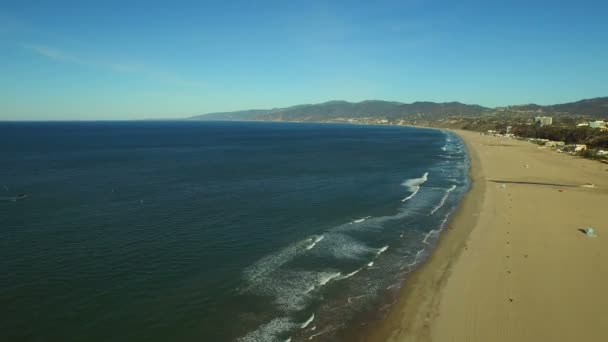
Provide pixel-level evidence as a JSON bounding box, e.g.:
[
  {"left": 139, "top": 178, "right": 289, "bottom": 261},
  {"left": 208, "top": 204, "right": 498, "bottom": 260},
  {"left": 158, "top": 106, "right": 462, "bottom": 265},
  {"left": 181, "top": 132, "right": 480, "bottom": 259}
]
[
  {"left": 23, "top": 44, "right": 92, "bottom": 65},
  {"left": 22, "top": 43, "right": 206, "bottom": 88}
]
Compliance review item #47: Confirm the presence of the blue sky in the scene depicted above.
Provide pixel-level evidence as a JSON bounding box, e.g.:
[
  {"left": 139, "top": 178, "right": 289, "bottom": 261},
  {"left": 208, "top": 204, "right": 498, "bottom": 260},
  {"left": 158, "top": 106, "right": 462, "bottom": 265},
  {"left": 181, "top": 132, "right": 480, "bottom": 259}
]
[{"left": 1, "top": 0, "right": 607, "bottom": 120}]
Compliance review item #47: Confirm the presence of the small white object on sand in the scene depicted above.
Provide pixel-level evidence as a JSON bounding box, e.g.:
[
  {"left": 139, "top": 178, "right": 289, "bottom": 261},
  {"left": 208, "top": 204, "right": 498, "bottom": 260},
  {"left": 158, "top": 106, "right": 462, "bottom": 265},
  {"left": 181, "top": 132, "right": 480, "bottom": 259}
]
[{"left": 584, "top": 228, "right": 597, "bottom": 237}]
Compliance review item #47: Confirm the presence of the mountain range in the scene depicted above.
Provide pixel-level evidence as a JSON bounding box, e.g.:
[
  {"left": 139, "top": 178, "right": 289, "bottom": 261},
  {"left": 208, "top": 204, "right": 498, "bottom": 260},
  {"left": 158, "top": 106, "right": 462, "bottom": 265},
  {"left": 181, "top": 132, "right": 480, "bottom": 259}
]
[{"left": 190, "top": 97, "right": 608, "bottom": 122}]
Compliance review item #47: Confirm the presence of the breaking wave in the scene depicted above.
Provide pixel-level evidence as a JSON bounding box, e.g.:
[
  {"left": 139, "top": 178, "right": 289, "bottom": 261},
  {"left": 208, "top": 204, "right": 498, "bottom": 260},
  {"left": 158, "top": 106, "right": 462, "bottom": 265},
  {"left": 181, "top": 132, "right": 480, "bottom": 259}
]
[
  {"left": 301, "top": 313, "right": 315, "bottom": 329},
  {"left": 237, "top": 317, "right": 296, "bottom": 342},
  {"left": 244, "top": 234, "right": 328, "bottom": 287},
  {"left": 429, "top": 185, "right": 457, "bottom": 215},
  {"left": 237, "top": 133, "right": 468, "bottom": 341},
  {"left": 305, "top": 235, "right": 324, "bottom": 250},
  {"left": 352, "top": 216, "right": 371, "bottom": 223},
  {"left": 407, "top": 248, "right": 426, "bottom": 268},
  {"left": 401, "top": 172, "right": 429, "bottom": 202},
  {"left": 422, "top": 230, "right": 439, "bottom": 244},
  {"left": 376, "top": 245, "right": 389, "bottom": 255},
  {"left": 341, "top": 267, "right": 363, "bottom": 279}
]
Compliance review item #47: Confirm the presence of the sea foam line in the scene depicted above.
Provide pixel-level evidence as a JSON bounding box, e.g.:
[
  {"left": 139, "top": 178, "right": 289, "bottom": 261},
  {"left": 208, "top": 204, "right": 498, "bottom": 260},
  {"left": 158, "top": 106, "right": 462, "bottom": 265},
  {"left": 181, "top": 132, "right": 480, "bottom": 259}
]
[
  {"left": 341, "top": 268, "right": 363, "bottom": 279},
  {"left": 319, "top": 272, "right": 341, "bottom": 286},
  {"left": 401, "top": 187, "right": 420, "bottom": 202},
  {"left": 353, "top": 216, "right": 371, "bottom": 223},
  {"left": 305, "top": 272, "right": 342, "bottom": 294},
  {"left": 308, "top": 324, "right": 342, "bottom": 340},
  {"left": 407, "top": 248, "right": 425, "bottom": 268},
  {"left": 429, "top": 185, "right": 457, "bottom": 215},
  {"left": 306, "top": 235, "right": 324, "bottom": 250},
  {"left": 422, "top": 230, "right": 439, "bottom": 244},
  {"left": 301, "top": 313, "right": 315, "bottom": 329},
  {"left": 376, "top": 245, "right": 389, "bottom": 255},
  {"left": 356, "top": 245, "right": 389, "bottom": 271},
  {"left": 439, "top": 214, "right": 450, "bottom": 230},
  {"left": 401, "top": 172, "right": 429, "bottom": 202},
  {"left": 237, "top": 317, "right": 296, "bottom": 342},
  {"left": 244, "top": 234, "right": 327, "bottom": 287}
]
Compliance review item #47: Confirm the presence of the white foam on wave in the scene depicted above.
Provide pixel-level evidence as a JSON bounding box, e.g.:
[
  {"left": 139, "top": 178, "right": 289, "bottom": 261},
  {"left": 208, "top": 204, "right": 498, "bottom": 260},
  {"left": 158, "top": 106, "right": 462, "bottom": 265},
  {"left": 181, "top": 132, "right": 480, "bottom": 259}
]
[
  {"left": 244, "top": 234, "right": 328, "bottom": 287},
  {"left": 422, "top": 230, "right": 439, "bottom": 244},
  {"left": 386, "top": 283, "right": 400, "bottom": 290},
  {"left": 301, "top": 313, "right": 315, "bottom": 329},
  {"left": 401, "top": 187, "right": 420, "bottom": 202},
  {"left": 338, "top": 216, "right": 385, "bottom": 233},
  {"left": 353, "top": 246, "right": 387, "bottom": 272},
  {"left": 348, "top": 294, "right": 368, "bottom": 304},
  {"left": 341, "top": 268, "right": 363, "bottom": 279},
  {"left": 305, "top": 235, "right": 324, "bottom": 250},
  {"left": 308, "top": 325, "right": 341, "bottom": 340},
  {"left": 320, "top": 233, "right": 377, "bottom": 260},
  {"left": 237, "top": 317, "right": 296, "bottom": 342},
  {"left": 429, "top": 185, "right": 457, "bottom": 215},
  {"left": 303, "top": 271, "right": 342, "bottom": 296},
  {"left": 376, "top": 245, "right": 389, "bottom": 255},
  {"left": 318, "top": 272, "right": 341, "bottom": 286},
  {"left": 239, "top": 174, "right": 464, "bottom": 337},
  {"left": 303, "top": 285, "right": 315, "bottom": 294},
  {"left": 402, "top": 172, "right": 429, "bottom": 191},
  {"left": 439, "top": 214, "right": 450, "bottom": 229},
  {"left": 407, "top": 248, "right": 426, "bottom": 268},
  {"left": 353, "top": 216, "right": 371, "bottom": 223},
  {"left": 401, "top": 172, "right": 429, "bottom": 202},
  {"left": 246, "top": 270, "right": 344, "bottom": 312},
  {"left": 243, "top": 231, "right": 383, "bottom": 313}
]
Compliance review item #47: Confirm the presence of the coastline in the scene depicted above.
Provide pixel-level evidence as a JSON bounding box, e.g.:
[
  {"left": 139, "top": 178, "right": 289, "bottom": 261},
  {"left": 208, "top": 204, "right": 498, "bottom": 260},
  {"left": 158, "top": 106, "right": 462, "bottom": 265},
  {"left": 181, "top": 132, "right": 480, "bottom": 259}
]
[
  {"left": 354, "top": 128, "right": 484, "bottom": 342},
  {"left": 364, "top": 129, "right": 608, "bottom": 341}
]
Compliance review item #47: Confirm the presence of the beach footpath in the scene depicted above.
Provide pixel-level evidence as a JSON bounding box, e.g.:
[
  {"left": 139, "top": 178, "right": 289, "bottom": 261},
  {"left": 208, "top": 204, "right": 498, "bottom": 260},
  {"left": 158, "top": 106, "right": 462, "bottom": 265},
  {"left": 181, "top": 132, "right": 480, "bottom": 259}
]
[{"left": 367, "top": 129, "right": 608, "bottom": 342}]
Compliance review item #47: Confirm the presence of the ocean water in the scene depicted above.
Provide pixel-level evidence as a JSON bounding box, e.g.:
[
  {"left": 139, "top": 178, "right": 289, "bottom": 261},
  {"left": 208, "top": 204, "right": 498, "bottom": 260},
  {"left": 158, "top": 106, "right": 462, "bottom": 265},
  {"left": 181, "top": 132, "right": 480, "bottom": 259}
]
[{"left": 0, "top": 121, "right": 468, "bottom": 342}]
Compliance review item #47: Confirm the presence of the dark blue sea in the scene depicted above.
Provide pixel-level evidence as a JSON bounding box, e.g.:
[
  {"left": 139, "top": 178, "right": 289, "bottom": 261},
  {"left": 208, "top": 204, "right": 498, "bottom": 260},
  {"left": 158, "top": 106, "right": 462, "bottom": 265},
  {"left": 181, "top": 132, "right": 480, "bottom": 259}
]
[{"left": 0, "top": 121, "right": 468, "bottom": 342}]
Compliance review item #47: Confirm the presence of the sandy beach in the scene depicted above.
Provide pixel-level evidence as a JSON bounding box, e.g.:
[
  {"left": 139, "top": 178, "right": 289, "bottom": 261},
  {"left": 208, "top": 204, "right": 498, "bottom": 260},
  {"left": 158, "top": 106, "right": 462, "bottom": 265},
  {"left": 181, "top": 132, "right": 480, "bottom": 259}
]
[{"left": 367, "top": 129, "right": 608, "bottom": 342}]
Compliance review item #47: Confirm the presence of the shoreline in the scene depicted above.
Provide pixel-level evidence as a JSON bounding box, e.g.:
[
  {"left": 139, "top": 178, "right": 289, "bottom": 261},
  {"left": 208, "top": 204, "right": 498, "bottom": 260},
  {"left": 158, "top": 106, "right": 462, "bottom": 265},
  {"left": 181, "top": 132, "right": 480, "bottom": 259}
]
[
  {"left": 363, "top": 129, "right": 608, "bottom": 341},
  {"left": 353, "top": 129, "right": 484, "bottom": 342}
]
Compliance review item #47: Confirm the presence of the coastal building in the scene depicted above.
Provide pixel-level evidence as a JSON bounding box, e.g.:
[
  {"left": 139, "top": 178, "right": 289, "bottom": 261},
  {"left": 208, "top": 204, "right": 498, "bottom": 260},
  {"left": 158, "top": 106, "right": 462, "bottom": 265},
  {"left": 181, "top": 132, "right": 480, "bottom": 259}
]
[
  {"left": 563, "top": 144, "right": 587, "bottom": 154},
  {"left": 534, "top": 116, "right": 553, "bottom": 127},
  {"left": 529, "top": 138, "right": 549, "bottom": 145},
  {"left": 545, "top": 141, "right": 565, "bottom": 148},
  {"left": 575, "top": 144, "right": 587, "bottom": 152},
  {"left": 589, "top": 120, "right": 607, "bottom": 130}
]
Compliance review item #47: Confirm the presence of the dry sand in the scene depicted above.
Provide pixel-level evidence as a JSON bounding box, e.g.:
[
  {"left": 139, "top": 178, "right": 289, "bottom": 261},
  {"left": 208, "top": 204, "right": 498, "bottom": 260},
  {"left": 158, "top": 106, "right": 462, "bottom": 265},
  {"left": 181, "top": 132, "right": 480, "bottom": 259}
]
[{"left": 367, "top": 129, "right": 608, "bottom": 342}]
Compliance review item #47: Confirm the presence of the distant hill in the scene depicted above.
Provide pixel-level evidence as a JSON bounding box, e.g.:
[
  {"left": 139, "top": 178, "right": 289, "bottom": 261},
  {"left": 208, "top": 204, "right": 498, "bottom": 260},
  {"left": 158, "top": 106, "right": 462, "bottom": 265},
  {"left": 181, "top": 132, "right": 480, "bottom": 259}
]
[
  {"left": 507, "top": 97, "right": 608, "bottom": 118},
  {"left": 194, "top": 109, "right": 268, "bottom": 121},
  {"left": 190, "top": 100, "right": 489, "bottom": 121},
  {"left": 545, "top": 97, "right": 608, "bottom": 117},
  {"left": 190, "top": 97, "right": 608, "bottom": 122}
]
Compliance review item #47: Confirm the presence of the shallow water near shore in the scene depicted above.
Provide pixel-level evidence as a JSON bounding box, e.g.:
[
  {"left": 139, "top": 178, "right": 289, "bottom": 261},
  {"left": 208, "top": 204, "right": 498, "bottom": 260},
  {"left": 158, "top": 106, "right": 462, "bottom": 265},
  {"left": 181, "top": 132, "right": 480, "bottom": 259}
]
[{"left": 0, "top": 121, "right": 468, "bottom": 341}]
